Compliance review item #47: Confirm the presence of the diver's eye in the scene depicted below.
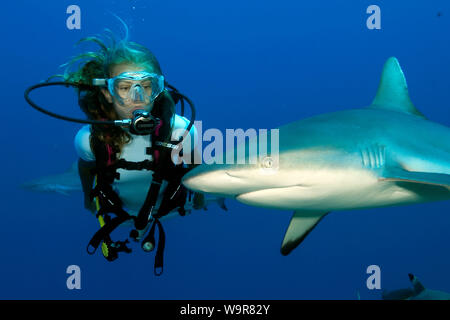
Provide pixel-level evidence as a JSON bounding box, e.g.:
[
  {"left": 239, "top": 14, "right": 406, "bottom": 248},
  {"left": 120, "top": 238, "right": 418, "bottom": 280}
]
[
  {"left": 119, "top": 86, "right": 131, "bottom": 91},
  {"left": 141, "top": 81, "right": 152, "bottom": 88}
]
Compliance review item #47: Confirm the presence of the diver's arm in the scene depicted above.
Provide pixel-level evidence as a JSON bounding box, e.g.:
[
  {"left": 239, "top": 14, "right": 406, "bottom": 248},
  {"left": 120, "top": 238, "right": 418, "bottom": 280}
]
[
  {"left": 78, "top": 158, "right": 96, "bottom": 213},
  {"left": 74, "top": 125, "right": 97, "bottom": 213}
]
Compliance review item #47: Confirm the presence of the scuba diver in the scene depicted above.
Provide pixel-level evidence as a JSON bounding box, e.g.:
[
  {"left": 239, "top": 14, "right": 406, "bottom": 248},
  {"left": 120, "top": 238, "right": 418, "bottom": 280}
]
[{"left": 24, "top": 22, "right": 216, "bottom": 275}]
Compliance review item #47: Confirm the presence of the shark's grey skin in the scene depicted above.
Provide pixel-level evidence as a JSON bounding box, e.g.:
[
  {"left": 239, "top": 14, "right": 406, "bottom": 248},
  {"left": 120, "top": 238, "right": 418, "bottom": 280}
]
[
  {"left": 383, "top": 274, "right": 450, "bottom": 300},
  {"left": 182, "top": 57, "right": 450, "bottom": 255}
]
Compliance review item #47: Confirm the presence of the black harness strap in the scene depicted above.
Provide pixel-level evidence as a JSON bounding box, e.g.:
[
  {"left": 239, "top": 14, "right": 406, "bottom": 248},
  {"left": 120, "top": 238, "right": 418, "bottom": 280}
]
[
  {"left": 133, "top": 144, "right": 189, "bottom": 227},
  {"left": 87, "top": 213, "right": 133, "bottom": 255},
  {"left": 142, "top": 218, "right": 166, "bottom": 276},
  {"left": 86, "top": 139, "right": 135, "bottom": 259},
  {"left": 130, "top": 139, "right": 189, "bottom": 276},
  {"left": 87, "top": 115, "right": 190, "bottom": 274},
  {"left": 113, "top": 159, "right": 154, "bottom": 171},
  {"left": 154, "top": 165, "right": 191, "bottom": 218},
  {"left": 134, "top": 175, "right": 164, "bottom": 231},
  {"left": 86, "top": 168, "right": 135, "bottom": 259}
]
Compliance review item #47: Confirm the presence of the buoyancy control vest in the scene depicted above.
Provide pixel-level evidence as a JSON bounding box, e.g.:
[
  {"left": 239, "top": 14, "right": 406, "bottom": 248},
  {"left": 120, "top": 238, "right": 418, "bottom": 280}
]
[{"left": 86, "top": 89, "right": 195, "bottom": 276}]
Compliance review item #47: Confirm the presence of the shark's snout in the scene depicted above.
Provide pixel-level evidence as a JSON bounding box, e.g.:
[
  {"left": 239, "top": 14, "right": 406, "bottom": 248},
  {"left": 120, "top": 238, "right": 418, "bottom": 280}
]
[
  {"left": 182, "top": 166, "right": 243, "bottom": 196},
  {"left": 182, "top": 163, "right": 274, "bottom": 197}
]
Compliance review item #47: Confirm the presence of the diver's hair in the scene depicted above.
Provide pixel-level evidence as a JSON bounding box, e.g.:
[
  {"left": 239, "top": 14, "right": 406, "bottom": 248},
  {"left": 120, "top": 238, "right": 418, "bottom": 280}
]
[
  {"left": 58, "top": 18, "right": 174, "bottom": 156},
  {"left": 62, "top": 18, "right": 163, "bottom": 79}
]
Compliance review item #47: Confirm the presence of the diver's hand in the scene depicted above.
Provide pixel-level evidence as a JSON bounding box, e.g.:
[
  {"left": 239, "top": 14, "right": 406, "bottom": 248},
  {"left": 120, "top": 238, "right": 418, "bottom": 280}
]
[
  {"left": 193, "top": 193, "right": 228, "bottom": 212},
  {"left": 193, "top": 192, "right": 206, "bottom": 210},
  {"left": 84, "top": 197, "right": 97, "bottom": 215},
  {"left": 213, "top": 197, "right": 228, "bottom": 211}
]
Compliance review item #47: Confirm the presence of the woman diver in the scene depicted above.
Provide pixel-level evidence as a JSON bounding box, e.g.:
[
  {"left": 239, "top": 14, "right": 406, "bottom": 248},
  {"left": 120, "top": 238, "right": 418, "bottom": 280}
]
[{"left": 60, "top": 24, "right": 202, "bottom": 273}]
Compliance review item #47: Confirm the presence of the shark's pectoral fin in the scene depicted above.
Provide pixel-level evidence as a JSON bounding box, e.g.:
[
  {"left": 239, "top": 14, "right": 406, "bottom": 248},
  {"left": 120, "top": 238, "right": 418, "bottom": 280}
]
[
  {"left": 379, "top": 167, "right": 450, "bottom": 188},
  {"left": 280, "top": 211, "right": 329, "bottom": 256}
]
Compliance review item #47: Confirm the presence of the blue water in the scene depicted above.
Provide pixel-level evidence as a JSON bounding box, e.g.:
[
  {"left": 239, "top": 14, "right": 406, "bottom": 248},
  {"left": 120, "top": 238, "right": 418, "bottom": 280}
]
[{"left": 2, "top": 0, "right": 450, "bottom": 299}]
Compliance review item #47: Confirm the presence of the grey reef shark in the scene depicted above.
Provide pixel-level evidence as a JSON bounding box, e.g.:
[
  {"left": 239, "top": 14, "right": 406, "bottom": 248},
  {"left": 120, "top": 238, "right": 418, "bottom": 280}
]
[
  {"left": 21, "top": 163, "right": 227, "bottom": 211},
  {"left": 182, "top": 57, "right": 450, "bottom": 256},
  {"left": 383, "top": 273, "right": 450, "bottom": 300}
]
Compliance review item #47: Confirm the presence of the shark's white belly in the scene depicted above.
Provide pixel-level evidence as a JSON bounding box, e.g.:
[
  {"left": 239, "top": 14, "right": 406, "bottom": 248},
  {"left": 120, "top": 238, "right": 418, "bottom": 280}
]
[{"left": 235, "top": 168, "right": 436, "bottom": 211}]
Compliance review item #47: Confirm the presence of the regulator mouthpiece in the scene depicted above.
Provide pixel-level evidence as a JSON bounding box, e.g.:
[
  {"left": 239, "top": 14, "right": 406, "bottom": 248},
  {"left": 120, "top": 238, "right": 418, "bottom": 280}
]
[{"left": 130, "top": 109, "right": 159, "bottom": 135}]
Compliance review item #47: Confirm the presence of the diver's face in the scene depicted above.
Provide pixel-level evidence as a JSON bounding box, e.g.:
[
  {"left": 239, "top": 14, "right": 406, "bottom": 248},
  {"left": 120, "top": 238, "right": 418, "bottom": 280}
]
[{"left": 102, "top": 63, "right": 153, "bottom": 119}]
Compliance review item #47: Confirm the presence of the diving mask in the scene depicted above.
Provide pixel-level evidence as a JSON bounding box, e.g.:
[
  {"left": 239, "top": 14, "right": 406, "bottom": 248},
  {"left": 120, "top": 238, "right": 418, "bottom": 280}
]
[{"left": 93, "top": 71, "right": 165, "bottom": 105}]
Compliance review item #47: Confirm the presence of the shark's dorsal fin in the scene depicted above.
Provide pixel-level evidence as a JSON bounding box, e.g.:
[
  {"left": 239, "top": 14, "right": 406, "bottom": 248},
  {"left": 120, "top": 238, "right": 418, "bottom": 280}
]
[
  {"left": 408, "top": 274, "right": 426, "bottom": 295},
  {"left": 370, "top": 57, "right": 426, "bottom": 119}
]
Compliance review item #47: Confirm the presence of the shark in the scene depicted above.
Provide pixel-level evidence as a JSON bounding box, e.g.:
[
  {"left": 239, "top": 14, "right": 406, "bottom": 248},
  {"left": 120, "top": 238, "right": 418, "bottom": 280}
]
[
  {"left": 21, "top": 161, "right": 227, "bottom": 211},
  {"left": 21, "top": 162, "right": 82, "bottom": 196},
  {"left": 382, "top": 273, "right": 450, "bottom": 300},
  {"left": 182, "top": 57, "right": 450, "bottom": 256}
]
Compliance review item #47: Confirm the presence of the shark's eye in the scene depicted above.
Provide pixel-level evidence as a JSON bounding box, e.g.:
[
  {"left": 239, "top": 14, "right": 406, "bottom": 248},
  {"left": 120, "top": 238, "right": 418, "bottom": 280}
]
[{"left": 261, "top": 156, "right": 273, "bottom": 169}]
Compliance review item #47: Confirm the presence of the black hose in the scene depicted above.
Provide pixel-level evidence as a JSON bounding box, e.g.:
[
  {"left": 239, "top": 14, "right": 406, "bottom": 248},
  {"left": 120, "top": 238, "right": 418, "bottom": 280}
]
[
  {"left": 24, "top": 81, "right": 118, "bottom": 126},
  {"left": 24, "top": 81, "right": 196, "bottom": 141},
  {"left": 163, "top": 82, "right": 196, "bottom": 136}
]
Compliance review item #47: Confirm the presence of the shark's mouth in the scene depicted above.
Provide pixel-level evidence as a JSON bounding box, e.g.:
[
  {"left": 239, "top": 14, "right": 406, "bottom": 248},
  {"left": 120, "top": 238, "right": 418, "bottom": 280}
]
[
  {"left": 236, "top": 185, "right": 309, "bottom": 202},
  {"left": 234, "top": 185, "right": 312, "bottom": 210}
]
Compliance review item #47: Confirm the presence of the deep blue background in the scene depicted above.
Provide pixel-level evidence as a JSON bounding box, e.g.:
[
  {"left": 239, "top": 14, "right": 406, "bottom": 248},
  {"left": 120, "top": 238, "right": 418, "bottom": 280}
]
[{"left": 1, "top": 0, "right": 449, "bottom": 299}]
